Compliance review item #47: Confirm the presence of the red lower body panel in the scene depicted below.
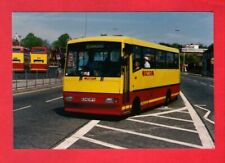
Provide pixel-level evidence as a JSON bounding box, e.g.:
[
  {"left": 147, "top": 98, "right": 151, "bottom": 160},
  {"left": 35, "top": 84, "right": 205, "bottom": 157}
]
[
  {"left": 13, "top": 63, "right": 25, "bottom": 72},
  {"left": 64, "top": 84, "right": 180, "bottom": 116},
  {"left": 30, "top": 64, "right": 48, "bottom": 72},
  {"left": 64, "top": 92, "right": 125, "bottom": 116},
  {"left": 130, "top": 84, "right": 180, "bottom": 111}
]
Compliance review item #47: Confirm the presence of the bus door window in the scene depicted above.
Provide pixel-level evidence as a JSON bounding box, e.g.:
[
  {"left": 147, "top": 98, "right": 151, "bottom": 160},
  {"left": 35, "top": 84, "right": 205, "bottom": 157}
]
[
  {"left": 123, "top": 44, "right": 132, "bottom": 103},
  {"left": 132, "top": 46, "right": 142, "bottom": 72}
]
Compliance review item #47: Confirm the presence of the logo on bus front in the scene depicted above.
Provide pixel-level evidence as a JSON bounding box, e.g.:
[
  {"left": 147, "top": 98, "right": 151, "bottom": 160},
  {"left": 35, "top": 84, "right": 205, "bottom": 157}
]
[{"left": 142, "top": 70, "right": 154, "bottom": 76}]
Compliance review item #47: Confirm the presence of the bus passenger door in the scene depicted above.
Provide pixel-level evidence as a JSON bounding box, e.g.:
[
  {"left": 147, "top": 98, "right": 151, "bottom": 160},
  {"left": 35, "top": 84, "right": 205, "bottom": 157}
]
[{"left": 122, "top": 46, "right": 131, "bottom": 104}]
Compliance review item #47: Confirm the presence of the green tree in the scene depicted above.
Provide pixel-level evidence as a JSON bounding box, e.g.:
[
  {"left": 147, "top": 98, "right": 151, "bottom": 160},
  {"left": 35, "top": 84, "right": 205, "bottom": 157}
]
[
  {"left": 207, "top": 43, "right": 213, "bottom": 51},
  {"left": 159, "top": 42, "right": 183, "bottom": 50},
  {"left": 52, "top": 33, "right": 71, "bottom": 49},
  {"left": 42, "top": 39, "right": 50, "bottom": 48},
  {"left": 198, "top": 43, "right": 208, "bottom": 49},
  {"left": 20, "top": 33, "right": 44, "bottom": 49},
  {"left": 186, "top": 55, "right": 201, "bottom": 64}
]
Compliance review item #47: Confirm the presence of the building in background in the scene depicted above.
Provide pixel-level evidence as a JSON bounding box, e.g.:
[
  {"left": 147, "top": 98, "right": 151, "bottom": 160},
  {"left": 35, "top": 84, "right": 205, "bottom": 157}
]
[{"left": 181, "top": 44, "right": 207, "bottom": 74}]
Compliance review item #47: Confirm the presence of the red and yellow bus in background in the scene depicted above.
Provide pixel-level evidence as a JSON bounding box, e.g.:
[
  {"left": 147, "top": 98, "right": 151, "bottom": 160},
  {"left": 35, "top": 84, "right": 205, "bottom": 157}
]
[
  {"left": 30, "top": 46, "right": 48, "bottom": 72},
  {"left": 12, "top": 46, "right": 30, "bottom": 72},
  {"left": 63, "top": 36, "right": 180, "bottom": 116}
]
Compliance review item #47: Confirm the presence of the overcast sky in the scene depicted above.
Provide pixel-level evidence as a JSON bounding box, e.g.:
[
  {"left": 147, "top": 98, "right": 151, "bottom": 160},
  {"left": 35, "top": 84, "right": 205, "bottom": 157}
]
[{"left": 12, "top": 12, "right": 213, "bottom": 46}]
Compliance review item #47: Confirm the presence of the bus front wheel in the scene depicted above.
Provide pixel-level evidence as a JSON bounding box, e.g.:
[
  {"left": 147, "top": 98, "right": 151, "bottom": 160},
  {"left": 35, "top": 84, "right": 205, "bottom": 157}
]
[{"left": 131, "top": 98, "right": 141, "bottom": 116}]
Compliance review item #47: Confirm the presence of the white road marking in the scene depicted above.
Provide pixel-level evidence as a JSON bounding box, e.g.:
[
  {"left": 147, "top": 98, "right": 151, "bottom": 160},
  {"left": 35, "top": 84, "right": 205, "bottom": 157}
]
[
  {"left": 46, "top": 96, "right": 63, "bottom": 103},
  {"left": 180, "top": 92, "right": 215, "bottom": 148},
  {"left": 179, "top": 109, "right": 189, "bottom": 112},
  {"left": 194, "top": 105, "right": 215, "bottom": 124},
  {"left": 132, "top": 107, "right": 187, "bottom": 118},
  {"left": 152, "top": 115, "right": 193, "bottom": 123},
  {"left": 197, "top": 104, "right": 206, "bottom": 107},
  {"left": 80, "top": 136, "right": 127, "bottom": 149},
  {"left": 53, "top": 120, "right": 100, "bottom": 149},
  {"left": 52, "top": 92, "right": 214, "bottom": 149},
  {"left": 209, "top": 85, "right": 214, "bottom": 88},
  {"left": 96, "top": 124, "right": 203, "bottom": 148},
  {"left": 127, "top": 118, "right": 197, "bottom": 133},
  {"left": 200, "top": 82, "right": 207, "bottom": 86},
  {"left": 176, "top": 110, "right": 190, "bottom": 114},
  {"left": 14, "top": 105, "right": 31, "bottom": 112}
]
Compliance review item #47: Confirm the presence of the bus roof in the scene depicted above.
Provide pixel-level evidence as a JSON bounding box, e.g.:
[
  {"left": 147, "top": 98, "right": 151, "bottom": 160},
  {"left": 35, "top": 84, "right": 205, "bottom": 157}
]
[
  {"left": 12, "top": 46, "right": 30, "bottom": 52},
  {"left": 12, "top": 46, "right": 23, "bottom": 48},
  {"left": 68, "top": 36, "right": 179, "bottom": 53}
]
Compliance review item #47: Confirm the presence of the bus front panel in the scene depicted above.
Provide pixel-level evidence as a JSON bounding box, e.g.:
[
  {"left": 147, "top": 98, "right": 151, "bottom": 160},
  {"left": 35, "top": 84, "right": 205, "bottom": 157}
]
[{"left": 63, "top": 41, "right": 129, "bottom": 115}]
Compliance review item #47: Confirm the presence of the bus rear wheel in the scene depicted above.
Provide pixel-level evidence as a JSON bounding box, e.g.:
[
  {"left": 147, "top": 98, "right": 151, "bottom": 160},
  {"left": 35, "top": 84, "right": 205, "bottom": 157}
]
[
  {"left": 164, "top": 91, "right": 171, "bottom": 106},
  {"left": 131, "top": 98, "right": 141, "bottom": 116}
]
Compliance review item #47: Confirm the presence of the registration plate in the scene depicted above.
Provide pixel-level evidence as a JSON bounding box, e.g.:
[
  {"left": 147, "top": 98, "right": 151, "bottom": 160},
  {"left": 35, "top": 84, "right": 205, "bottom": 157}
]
[{"left": 81, "top": 97, "right": 96, "bottom": 103}]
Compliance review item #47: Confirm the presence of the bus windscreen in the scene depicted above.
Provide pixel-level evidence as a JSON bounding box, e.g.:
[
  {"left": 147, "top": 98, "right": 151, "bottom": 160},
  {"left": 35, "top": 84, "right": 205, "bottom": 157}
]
[
  {"left": 13, "top": 48, "right": 22, "bottom": 53},
  {"left": 65, "top": 42, "right": 121, "bottom": 77}
]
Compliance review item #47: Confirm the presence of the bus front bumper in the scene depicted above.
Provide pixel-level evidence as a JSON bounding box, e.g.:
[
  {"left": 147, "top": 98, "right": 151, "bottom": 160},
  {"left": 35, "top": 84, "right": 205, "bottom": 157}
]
[{"left": 63, "top": 92, "right": 130, "bottom": 116}]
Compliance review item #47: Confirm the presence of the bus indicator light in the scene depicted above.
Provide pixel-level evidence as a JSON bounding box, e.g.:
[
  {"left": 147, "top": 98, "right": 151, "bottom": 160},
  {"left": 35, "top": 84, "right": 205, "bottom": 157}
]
[
  {"left": 65, "top": 96, "right": 74, "bottom": 102},
  {"left": 105, "top": 98, "right": 118, "bottom": 104}
]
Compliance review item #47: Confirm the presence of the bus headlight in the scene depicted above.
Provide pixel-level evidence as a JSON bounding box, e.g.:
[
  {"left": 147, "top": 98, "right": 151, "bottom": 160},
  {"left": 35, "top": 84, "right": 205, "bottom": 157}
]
[
  {"left": 105, "top": 98, "right": 118, "bottom": 104},
  {"left": 65, "top": 96, "right": 74, "bottom": 102}
]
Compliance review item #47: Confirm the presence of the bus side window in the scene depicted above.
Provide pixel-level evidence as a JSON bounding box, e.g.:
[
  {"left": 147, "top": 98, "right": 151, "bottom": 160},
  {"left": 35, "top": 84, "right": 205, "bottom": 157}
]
[
  {"left": 166, "top": 52, "right": 174, "bottom": 69},
  {"left": 166, "top": 52, "right": 179, "bottom": 69},
  {"left": 132, "top": 46, "right": 142, "bottom": 72},
  {"left": 174, "top": 53, "right": 179, "bottom": 69},
  {"left": 143, "top": 48, "right": 155, "bottom": 69},
  {"left": 156, "top": 50, "right": 166, "bottom": 69}
]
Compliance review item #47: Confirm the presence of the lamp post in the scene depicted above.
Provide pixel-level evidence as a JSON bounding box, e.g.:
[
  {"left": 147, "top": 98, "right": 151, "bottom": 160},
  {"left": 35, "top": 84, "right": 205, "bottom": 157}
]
[
  {"left": 174, "top": 29, "right": 186, "bottom": 72},
  {"left": 183, "top": 52, "right": 187, "bottom": 72},
  {"left": 84, "top": 12, "right": 87, "bottom": 37}
]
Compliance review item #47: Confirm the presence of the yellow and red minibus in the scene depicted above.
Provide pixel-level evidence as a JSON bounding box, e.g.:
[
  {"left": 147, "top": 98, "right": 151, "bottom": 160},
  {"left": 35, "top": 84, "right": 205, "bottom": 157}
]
[
  {"left": 63, "top": 36, "right": 180, "bottom": 116},
  {"left": 12, "top": 46, "right": 30, "bottom": 72},
  {"left": 30, "top": 46, "right": 48, "bottom": 72}
]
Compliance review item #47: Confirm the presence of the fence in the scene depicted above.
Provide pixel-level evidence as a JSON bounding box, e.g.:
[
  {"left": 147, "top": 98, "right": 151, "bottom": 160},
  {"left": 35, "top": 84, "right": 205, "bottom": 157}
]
[{"left": 12, "top": 68, "right": 63, "bottom": 92}]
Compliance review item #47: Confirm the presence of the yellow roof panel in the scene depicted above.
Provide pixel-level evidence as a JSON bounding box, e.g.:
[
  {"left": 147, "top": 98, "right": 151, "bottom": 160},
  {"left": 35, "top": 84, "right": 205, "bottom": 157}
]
[{"left": 68, "top": 36, "right": 179, "bottom": 53}]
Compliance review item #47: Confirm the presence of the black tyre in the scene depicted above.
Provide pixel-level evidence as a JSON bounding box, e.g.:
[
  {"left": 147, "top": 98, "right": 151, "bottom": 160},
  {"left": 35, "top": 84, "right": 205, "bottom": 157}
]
[
  {"left": 164, "top": 91, "right": 171, "bottom": 106},
  {"left": 131, "top": 98, "right": 141, "bottom": 116}
]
